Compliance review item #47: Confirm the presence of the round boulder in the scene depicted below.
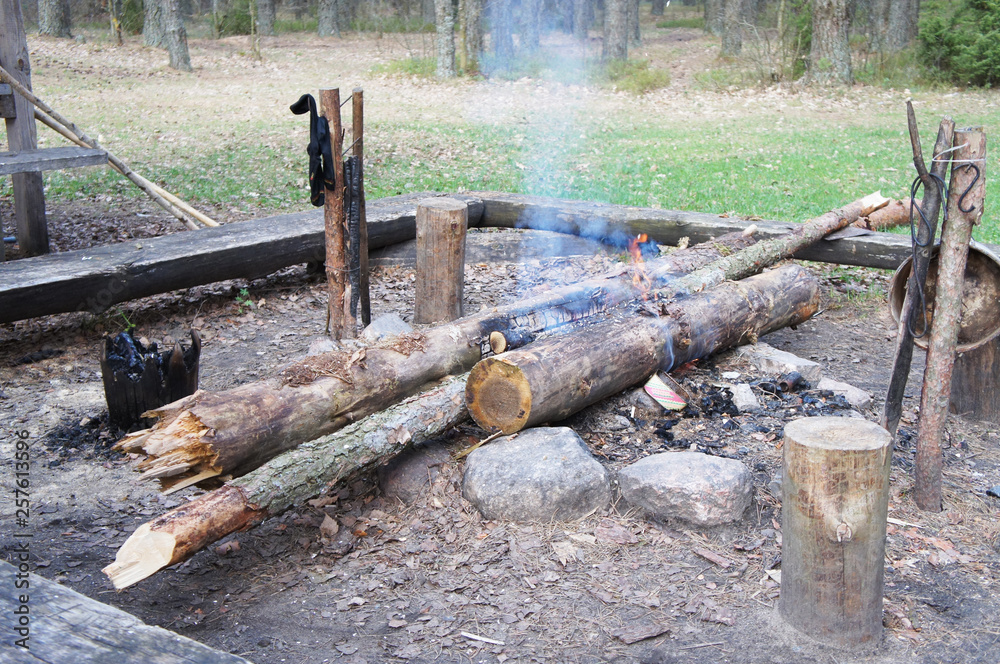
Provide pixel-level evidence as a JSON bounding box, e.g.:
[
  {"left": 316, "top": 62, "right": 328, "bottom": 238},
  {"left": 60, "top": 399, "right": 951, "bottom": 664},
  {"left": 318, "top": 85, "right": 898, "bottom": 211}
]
[
  {"left": 462, "top": 427, "right": 611, "bottom": 522},
  {"left": 618, "top": 452, "right": 753, "bottom": 526}
]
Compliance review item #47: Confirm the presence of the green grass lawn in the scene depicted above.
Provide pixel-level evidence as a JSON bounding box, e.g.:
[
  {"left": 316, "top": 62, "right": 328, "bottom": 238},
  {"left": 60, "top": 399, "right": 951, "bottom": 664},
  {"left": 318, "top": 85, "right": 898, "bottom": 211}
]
[{"left": 7, "top": 29, "right": 1000, "bottom": 246}]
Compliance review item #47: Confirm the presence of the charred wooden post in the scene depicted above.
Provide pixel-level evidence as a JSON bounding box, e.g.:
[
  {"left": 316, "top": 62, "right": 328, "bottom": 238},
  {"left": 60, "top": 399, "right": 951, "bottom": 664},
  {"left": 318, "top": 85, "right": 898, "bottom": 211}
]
[
  {"left": 779, "top": 416, "right": 892, "bottom": 650},
  {"left": 881, "top": 109, "right": 955, "bottom": 436},
  {"left": 414, "top": 197, "right": 468, "bottom": 324},
  {"left": 352, "top": 87, "right": 371, "bottom": 326},
  {"left": 320, "top": 87, "right": 351, "bottom": 339},
  {"left": 465, "top": 264, "right": 821, "bottom": 434},
  {"left": 100, "top": 331, "right": 200, "bottom": 428},
  {"left": 916, "top": 127, "right": 987, "bottom": 512},
  {"left": 953, "top": 337, "right": 1000, "bottom": 423},
  {"left": 104, "top": 373, "right": 468, "bottom": 589}
]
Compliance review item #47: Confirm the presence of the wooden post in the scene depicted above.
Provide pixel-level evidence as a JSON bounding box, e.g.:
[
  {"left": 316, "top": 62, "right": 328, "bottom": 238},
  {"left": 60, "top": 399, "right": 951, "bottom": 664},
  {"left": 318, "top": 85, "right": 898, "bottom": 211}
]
[
  {"left": 414, "top": 197, "right": 468, "bottom": 324},
  {"left": 352, "top": 87, "right": 371, "bottom": 326},
  {"left": 952, "top": 338, "right": 1000, "bottom": 423},
  {"left": 915, "top": 127, "right": 986, "bottom": 512},
  {"left": 0, "top": 0, "right": 48, "bottom": 256},
  {"left": 779, "top": 416, "right": 892, "bottom": 650},
  {"left": 319, "top": 88, "right": 350, "bottom": 338}
]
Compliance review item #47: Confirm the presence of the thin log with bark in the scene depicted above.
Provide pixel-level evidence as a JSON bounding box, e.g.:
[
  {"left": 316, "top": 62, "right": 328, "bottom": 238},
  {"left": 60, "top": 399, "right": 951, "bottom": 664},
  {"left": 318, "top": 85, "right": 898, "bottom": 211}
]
[
  {"left": 103, "top": 374, "right": 469, "bottom": 590},
  {"left": 915, "top": 128, "right": 987, "bottom": 512},
  {"left": 466, "top": 264, "right": 820, "bottom": 434}
]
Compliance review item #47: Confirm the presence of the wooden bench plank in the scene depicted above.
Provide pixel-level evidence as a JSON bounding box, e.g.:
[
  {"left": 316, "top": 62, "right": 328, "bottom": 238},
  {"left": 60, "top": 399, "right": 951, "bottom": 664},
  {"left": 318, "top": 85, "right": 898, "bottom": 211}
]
[
  {"left": 0, "top": 146, "right": 108, "bottom": 175},
  {"left": 0, "top": 561, "right": 250, "bottom": 663},
  {"left": 3, "top": 191, "right": 997, "bottom": 326}
]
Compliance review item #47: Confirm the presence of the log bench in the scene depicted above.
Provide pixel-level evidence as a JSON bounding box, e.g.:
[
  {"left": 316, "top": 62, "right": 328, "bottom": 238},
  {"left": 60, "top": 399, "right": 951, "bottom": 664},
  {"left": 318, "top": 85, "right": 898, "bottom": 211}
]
[
  {"left": 2, "top": 191, "right": 999, "bottom": 325},
  {"left": 0, "top": 560, "right": 250, "bottom": 663},
  {"left": 0, "top": 145, "right": 107, "bottom": 176}
]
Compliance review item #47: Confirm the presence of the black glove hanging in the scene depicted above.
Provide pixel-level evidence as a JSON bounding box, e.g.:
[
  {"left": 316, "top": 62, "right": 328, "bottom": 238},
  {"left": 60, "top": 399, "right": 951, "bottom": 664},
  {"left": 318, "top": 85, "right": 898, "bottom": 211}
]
[{"left": 290, "top": 94, "right": 336, "bottom": 207}]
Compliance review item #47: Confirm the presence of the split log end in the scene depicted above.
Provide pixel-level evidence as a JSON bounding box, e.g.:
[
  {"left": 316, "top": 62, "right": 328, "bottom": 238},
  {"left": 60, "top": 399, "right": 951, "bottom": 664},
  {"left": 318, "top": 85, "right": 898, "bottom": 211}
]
[
  {"left": 120, "top": 407, "right": 223, "bottom": 492},
  {"left": 102, "top": 523, "right": 177, "bottom": 590},
  {"left": 465, "top": 357, "right": 532, "bottom": 435},
  {"left": 858, "top": 191, "right": 890, "bottom": 217}
]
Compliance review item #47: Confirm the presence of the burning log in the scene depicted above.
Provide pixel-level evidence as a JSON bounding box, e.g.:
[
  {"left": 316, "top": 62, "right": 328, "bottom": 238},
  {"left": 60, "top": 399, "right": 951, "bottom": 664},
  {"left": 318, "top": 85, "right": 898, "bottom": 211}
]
[
  {"left": 103, "top": 374, "right": 468, "bottom": 590},
  {"left": 118, "top": 230, "right": 758, "bottom": 492},
  {"left": 465, "top": 264, "right": 821, "bottom": 434},
  {"left": 120, "top": 192, "right": 884, "bottom": 491}
]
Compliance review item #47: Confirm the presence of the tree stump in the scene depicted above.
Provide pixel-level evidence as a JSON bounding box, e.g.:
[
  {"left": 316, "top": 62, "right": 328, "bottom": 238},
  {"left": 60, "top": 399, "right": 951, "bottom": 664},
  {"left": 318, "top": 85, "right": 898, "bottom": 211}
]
[
  {"left": 779, "top": 416, "right": 892, "bottom": 650},
  {"left": 414, "top": 197, "right": 468, "bottom": 324},
  {"left": 100, "top": 331, "right": 201, "bottom": 429}
]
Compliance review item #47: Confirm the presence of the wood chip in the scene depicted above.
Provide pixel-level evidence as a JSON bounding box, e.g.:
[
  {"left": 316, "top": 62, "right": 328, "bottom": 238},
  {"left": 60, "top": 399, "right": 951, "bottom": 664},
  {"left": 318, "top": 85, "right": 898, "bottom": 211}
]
[
  {"left": 693, "top": 547, "right": 731, "bottom": 568},
  {"left": 611, "top": 620, "right": 671, "bottom": 644}
]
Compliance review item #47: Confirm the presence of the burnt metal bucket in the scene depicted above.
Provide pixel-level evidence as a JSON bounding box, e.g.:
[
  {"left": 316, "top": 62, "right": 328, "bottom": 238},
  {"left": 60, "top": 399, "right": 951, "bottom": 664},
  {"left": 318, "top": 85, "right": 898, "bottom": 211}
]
[{"left": 888, "top": 242, "right": 1000, "bottom": 354}]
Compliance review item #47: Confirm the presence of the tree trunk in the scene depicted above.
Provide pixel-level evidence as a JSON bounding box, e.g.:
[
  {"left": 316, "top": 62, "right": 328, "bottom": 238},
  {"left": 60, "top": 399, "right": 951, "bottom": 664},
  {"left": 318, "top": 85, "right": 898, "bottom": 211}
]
[
  {"left": 38, "top": 0, "right": 71, "bottom": 37},
  {"left": 627, "top": 0, "right": 640, "bottom": 46},
  {"left": 721, "top": 0, "right": 742, "bottom": 56},
  {"left": 651, "top": 0, "right": 665, "bottom": 17},
  {"left": 868, "top": 0, "right": 889, "bottom": 53},
  {"left": 257, "top": 0, "right": 275, "bottom": 35},
  {"left": 915, "top": 128, "right": 987, "bottom": 512},
  {"left": 458, "top": 0, "right": 483, "bottom": 71},
  {"left": 143, "top": 0, "right": 167, "bottom": 47},
  {"left": 886, "top": 0, "right": 918, "bottom": 52},
  {"left": 603, "top": 0, "right": 628, "bottom": 60},
  {"left": 104, "top": 374, "right": 469, "bottom": 590},
  {"left": 704, "top": 0, "right": 723, "bottom": 35},
  {"left": 491, "top": 0, "right": 514, "bottom": 67},
  {"left": 434, "top": 0, "right": 456, "bottom": 77},
  {"left": 118, "top": 230, "right": 761, "bottom": 491},
  {"left": 164, "top": 0, "right": 192, "bottom": 71},
  {"left": 573, "top": 0, "right": 589, "bottom": 41},
  {"left": 808, "top": 0, "right": 852, "bottom": 85},
  {"left": 522, "top": 0, "right": 542, "bottom": 52},
  {"left": 779, "top": 417, "right": 892, "bottom": 649},
  {"left": 318, "top": 0, "right": 340, "bottom": 36},
  {"left": 466, "top": 265, "right": 821, "bottom": 434}
]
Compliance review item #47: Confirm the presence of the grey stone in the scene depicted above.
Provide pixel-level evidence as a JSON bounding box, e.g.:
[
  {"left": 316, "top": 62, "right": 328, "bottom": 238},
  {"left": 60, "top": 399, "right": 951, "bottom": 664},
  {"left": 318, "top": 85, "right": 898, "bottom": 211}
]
[
  {"left": 817, "top": 377, "right": 873, "bottom": 410},
  {"left": 378, "top": 441, "right": 451, "bottom": 505},
  {"left": 731, "top": 383, "right": 761, "bottom": 413},
  {"left": 306, "top": 336, "right": 337, "bottom": 356},
  {"left": 462, "top": 427, "right": 611, "bottom": 522},
  {"left": 738, "top": 342, "right": 822, "bottom": 383},
  {"left": 618, "top": 452, "right": 753, "bottom": 526},
  {"left": 629, "top": 387, "right": 665, "bottom": 418},
  {"left": 361, "top": 313, "right": 414, "bottom": 343}
]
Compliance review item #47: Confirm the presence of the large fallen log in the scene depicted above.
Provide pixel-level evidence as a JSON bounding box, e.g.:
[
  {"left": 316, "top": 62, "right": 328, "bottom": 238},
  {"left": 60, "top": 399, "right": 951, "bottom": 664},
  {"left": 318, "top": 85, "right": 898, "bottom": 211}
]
[
  {"left": 103, "top": 373, "right": 469, "bottom": 590},
  {"left": 119, "top": 229, "right": 759, "bottom": 492},
  {"left": 121, "top": 192, "right": 886, "bottom": 491},
  {"left": 466, "top": 264, "right": 821, "bottom": 433}
]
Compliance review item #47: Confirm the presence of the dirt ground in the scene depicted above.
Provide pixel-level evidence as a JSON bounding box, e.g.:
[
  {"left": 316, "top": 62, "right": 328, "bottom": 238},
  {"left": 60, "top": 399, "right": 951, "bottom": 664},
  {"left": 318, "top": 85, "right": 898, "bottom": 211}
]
[{"left": 3, "top": 22, "right": 1000, "bottom": 664}]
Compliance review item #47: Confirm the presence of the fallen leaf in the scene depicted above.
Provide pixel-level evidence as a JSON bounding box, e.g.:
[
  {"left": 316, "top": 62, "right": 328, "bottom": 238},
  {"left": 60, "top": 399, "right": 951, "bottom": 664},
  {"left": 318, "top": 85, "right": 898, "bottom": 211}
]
[{"left": 320, "top": 514, "right": 340, "bottom": 538}]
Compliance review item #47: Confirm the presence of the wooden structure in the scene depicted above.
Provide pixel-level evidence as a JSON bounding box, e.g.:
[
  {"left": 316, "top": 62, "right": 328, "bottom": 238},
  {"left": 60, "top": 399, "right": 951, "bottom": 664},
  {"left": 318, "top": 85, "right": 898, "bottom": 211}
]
[
  {"left": 414, "top": 197, "right": 468, "bottom": 324},
  {"left": 0, "top": 561, "right": 250, "bottom": 662},
  {"left": 3, "top": 192, "right": 987, "bottom": 326},
  {"left": 779, "top": 417, "right": 892, "bottom": 650},
  {"left": 916, "top": 128, "right": 987, "bottom": 512}
]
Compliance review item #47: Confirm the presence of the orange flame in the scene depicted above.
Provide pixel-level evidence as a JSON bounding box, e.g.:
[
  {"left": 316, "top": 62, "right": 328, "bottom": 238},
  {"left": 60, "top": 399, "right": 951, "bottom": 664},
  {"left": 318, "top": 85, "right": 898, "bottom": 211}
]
[{"left": 628, "top": 233, "right": 652, "bottom": 298}]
